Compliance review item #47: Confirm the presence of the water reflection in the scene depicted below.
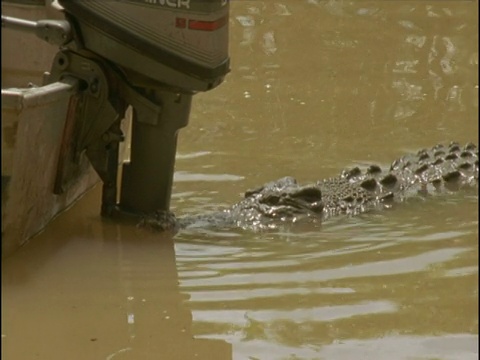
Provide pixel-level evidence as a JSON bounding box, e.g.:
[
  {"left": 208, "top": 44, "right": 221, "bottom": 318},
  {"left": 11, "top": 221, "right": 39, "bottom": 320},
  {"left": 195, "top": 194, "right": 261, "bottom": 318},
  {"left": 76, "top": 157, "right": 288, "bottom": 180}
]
[
  {"left": 1, "top": 188, "right": 232, "bottom": 360},
  {"left": 174, "top": 195, "right": 477, "bottom": 359},
  {"left": 178, "top": 247, "right": 469, "bottom": 287},
  {"left": 175, "top": 198, "right": 477, "bottom": 358}
]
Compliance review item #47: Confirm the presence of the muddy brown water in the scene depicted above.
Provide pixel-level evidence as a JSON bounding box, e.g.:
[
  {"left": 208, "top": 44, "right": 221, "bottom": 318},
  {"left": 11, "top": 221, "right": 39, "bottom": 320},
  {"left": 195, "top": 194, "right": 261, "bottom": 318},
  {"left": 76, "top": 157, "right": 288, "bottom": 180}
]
[{"left": 2, "top": 1, "right": 478, "bottom": 359}]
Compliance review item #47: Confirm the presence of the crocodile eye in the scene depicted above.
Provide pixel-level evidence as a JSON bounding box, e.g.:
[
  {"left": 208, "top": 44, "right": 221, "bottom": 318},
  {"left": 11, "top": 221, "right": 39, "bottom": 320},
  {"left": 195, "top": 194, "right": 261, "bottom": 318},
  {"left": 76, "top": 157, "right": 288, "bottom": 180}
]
[{"left": 260, "top": 194, "right": 280, "bottom": 206}]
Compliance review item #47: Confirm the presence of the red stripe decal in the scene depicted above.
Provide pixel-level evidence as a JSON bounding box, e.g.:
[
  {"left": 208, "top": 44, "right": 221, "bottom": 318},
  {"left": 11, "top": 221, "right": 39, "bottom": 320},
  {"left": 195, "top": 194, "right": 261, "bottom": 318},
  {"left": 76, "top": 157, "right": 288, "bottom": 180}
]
[{"left": 188, "top": 15, "right": 228, "bottom": 31}]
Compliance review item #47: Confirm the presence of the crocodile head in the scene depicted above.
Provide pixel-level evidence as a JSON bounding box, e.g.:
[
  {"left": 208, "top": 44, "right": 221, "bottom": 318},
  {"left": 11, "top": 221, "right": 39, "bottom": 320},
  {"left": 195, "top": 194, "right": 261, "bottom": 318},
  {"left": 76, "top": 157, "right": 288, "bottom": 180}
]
[
  {"left": 256, "top": 184, "right": 323, "bottom": 214},
  {"left": 228, "top": 177, "right": 324, "bottom": 227}
]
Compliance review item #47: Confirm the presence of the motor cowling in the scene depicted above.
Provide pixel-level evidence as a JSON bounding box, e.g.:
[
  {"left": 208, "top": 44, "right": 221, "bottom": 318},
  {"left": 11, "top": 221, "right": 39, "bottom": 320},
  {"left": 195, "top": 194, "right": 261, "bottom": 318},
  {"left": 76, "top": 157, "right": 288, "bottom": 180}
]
[{"left": 58, "top": 0, "right": 230, "bottom": 92}]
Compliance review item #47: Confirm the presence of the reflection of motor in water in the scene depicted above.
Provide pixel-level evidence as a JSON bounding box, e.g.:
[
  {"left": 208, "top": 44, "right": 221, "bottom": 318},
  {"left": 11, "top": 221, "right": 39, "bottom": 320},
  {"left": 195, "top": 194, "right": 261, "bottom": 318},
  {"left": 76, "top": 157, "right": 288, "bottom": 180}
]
[
  {"left": 1, "top": 197, "right": 232, "bottom": 359},
  {"left": 102, "top": 222, "right": 232, "bottom": 359}
]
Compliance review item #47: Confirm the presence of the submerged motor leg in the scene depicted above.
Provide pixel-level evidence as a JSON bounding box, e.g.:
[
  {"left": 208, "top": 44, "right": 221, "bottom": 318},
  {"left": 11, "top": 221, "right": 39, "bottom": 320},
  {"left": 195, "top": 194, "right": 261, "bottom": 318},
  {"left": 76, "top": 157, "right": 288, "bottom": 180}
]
[{"left": 119, "top": 90, "right": 192, "bottom": 215}]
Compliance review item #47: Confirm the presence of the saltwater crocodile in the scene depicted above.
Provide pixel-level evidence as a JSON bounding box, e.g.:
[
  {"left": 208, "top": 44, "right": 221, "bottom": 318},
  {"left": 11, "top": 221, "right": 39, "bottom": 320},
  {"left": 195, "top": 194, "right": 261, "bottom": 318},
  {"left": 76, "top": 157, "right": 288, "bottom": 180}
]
[{"left": 141, "top": 142, "right": 478, "bottom": 231}]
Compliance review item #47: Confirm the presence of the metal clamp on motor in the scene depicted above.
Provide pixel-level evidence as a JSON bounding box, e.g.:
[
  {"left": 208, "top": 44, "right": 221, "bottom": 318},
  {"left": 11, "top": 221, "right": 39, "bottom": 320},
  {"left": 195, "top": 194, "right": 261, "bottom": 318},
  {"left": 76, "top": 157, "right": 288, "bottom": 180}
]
[
  {"left": 3, "top": 0, "right": 230, "bottom": 220},
  {"left": 1, "top": 14, "right": 72, "bottom": 45}
]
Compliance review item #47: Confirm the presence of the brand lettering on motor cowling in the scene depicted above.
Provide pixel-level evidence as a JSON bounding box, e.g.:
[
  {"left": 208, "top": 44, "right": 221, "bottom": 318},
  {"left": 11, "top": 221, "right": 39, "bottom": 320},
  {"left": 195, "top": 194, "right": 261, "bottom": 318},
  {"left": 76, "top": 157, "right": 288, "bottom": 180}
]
[{"left": 143, "top": 0, "right": 191, "bottom": 9}]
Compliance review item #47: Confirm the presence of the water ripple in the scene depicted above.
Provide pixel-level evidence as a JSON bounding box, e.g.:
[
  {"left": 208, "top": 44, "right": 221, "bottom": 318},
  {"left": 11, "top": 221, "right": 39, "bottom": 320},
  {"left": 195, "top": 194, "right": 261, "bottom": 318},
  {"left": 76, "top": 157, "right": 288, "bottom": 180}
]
[{"left": 180, "top": 248, "right": 468, "bottom": 288}]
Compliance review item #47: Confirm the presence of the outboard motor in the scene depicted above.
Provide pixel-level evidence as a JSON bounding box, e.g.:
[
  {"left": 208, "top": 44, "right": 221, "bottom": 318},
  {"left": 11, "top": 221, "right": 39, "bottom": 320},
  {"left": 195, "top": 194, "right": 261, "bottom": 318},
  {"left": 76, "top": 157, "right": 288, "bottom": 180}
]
[{"left": 2, "top": 0, "right": 230, "bottom": 218}]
